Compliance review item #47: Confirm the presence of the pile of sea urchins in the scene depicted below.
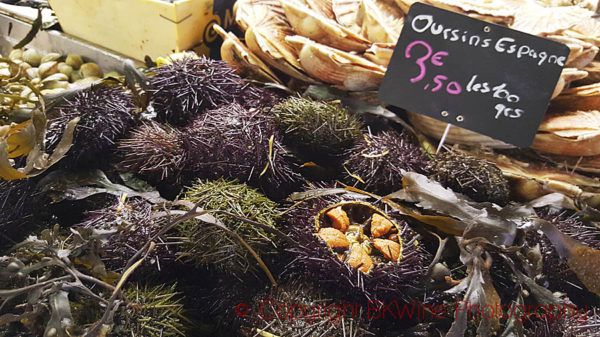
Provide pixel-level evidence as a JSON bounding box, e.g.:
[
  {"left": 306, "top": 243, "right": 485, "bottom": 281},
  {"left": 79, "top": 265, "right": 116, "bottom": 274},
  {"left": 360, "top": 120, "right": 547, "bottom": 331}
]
[{"left": 1, "top": 51, "right": 597, "bottom": 337}]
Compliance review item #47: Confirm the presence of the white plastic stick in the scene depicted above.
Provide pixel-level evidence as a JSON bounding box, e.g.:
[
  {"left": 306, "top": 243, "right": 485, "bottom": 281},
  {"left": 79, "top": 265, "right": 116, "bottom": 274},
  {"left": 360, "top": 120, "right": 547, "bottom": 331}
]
[{"left": 436, "top": 123, "right": 452, "bottom": 154}]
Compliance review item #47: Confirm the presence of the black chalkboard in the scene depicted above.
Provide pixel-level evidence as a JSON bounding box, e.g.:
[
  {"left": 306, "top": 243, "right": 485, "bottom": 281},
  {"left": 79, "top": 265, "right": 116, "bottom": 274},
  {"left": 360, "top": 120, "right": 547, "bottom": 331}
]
[{"left": 379, "top": 3, "right": 570, "bottom": 147}]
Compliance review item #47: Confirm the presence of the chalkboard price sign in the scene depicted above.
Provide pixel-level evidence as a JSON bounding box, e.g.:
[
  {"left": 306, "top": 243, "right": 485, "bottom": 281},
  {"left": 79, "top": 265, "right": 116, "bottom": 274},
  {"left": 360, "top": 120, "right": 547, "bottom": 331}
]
[{"left": 379, "top": 3, "right": 570, "bottom": 147}]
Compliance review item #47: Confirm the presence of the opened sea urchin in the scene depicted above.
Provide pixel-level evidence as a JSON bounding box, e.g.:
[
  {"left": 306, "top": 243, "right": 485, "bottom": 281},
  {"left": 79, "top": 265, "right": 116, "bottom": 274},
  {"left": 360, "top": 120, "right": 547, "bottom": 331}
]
[
  {"left": 182, "top": 103, "right": 300, "bottom": 200},
  {"left": 271, "top": 97, "right": 363, "bottom": 156},
  {"left": 45, "top": 84, "right": 136, "bottom": 167},
  {"left": 283, "top": 192, "right": 430, "bottom": 303},
  {"left": 343, "top": 131, "right": 428, "bottom": 195},
  {"left": 150, "top": 55, "right": 243, "bottom": 125},
  {"left": 176, "top": 179, "right": 281, "bottom": 278},
  {"left": 426, "top": 152, "right": 510, "bottom": 205},
  {"left": 118, "top": 120, "right": 186, "bottom": 185}
]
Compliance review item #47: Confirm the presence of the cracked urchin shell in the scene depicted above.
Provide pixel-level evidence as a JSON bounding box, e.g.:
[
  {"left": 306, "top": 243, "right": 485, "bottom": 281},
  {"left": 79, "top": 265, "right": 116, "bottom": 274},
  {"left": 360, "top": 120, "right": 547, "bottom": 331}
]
[
  {"left": 181, "top": 103, "right": 300, "bottom": 200},
  {"left": 175, "top": 178, "right": 282, "bottom": 278},
  {"left": 117, "top": 120, "right": 186, "bottom": 185},
  {"left": 343, "top": 131, "right": 429, "bottom": 195},
  {"left": 282, "top": 191, "right": 430, "bottom": 304},
  {"left": 426, "top": 152, "right": 510, "bottom": 205},
  {"left": 111, "top": 283, "right": 188, "bottom": 337},
  {"left": 527, "top": 207, "right": 600, "bottom": 305},
  {"left": 149, "top": 56, "right": 244, "bottom": 125},
  {"left": 240, "top": 279, "right": 372, "bottom": 337},
  {"left": 77, "top": 198, "right": 174, "bottom": 272},
  {"left": 45, "top": 84, "right": 136, "bottom": 167},
  {"left": 270, "top": 96, "right": 363, "bottom": 156}
]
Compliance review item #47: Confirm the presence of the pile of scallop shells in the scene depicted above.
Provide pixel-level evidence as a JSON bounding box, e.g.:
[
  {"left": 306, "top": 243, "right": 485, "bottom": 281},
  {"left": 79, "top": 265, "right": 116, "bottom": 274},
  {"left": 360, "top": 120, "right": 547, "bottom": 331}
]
[{"left": 219, "top": 0, "right": 600, "bottom": 189}]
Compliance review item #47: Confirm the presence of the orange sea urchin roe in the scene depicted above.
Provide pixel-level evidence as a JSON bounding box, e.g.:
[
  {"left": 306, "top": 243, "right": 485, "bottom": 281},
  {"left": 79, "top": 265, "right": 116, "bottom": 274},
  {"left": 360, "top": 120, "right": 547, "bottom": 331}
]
[
  {"left": 346, "top": 245, "right": 373, "bottom": 273},
  {"left": 373, "top": 239, "right": 402, "bottom": 262},
  {"left": 326, "top": 206, "right": 350, "bottom": 232},
  {"left": 371, "top": 213, "right": 394, "bottom": 238},
  {"left": 318, "top": 228, "right": 350, "bottom": 248}
]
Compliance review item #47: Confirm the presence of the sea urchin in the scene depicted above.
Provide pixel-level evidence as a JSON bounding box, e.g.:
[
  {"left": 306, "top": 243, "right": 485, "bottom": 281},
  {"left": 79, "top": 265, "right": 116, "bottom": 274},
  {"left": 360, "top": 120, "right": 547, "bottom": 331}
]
[
  {"left": 343, "top": 131, "right": 428, "bottom": 195},
  {"left": 283, "top": 192, "right": 430, "bottom": 304},
  {"left": 149, "top": 55, "right": 244, "bottom": 125},
  {"left": 270, "top": 97, "right": 363, "bottom": 156},
  {"left": 181, "top": 103, "right": 300, "bottom": 199},
  {"left": 45, "top": 84, "right": 136, "bottom": 167},
  {"left": 175, "top": 179, "right": 281, "bottom": 278},
  {"left": 118, "top": 120, "right": 186, "bottom": 185},
  {"left": 426, "top": 152, "right": 510, "bottom": 205}
]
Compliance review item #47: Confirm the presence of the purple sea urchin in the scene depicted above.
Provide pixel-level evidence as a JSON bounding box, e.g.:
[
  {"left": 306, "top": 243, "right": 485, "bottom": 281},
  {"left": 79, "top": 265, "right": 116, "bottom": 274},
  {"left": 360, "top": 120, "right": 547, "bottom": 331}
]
[
  {"left": 181, "top": 103, "right": 300, "bottom": 200},
  {"left": 240, "top": 279, "right": 372, "bottom": 337},
  {"left": 0, "top": 177, "right": 49, "bottom": 249},
  {"left": 527, "top": 207, "right": 600, "bottom": 305},
  {"left": 271, "top": 97, "right": 363, "bottom": 156},
  {"left": 343, "top": 131, "right": 429, "bottom": 195},
  {"left": 175, "top": 179, "right": 281, "bottom": 278},
  {"left": 77, "top": 198, "right": 173, "bottom": 272},
  {"left": 117, "top": 120, "right": 186, "bottom": 185},
  {"left": 530, "top": 308, "right": 600, "bottom": 337},
  {"left": 283, "top": 191, "right": 430, "bottom": 304},
  {"left": 150, "top": 56, "right": 244, "bottom": 125},
  {"left": 426, "top": 152, "right": 510, "bottom": 205},
  {"left": 45, "top": 84, "right": 136, "bottom": 167},
  {"left": 238, "top": 84, "right": 284, "bottom": 110}
]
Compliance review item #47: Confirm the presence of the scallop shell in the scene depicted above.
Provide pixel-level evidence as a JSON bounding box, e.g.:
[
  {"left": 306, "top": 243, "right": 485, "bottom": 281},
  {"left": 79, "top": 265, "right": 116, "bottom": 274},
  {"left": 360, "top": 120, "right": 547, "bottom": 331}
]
[
  {"left": 364, "top": 43, "right": 395, "bottom": 66},
  {"left": 540, "top": 153, "right": 600, "bottom": 174},
  {"left": 551, "top": 82, "right": 600, "bottom": 112},
  {"left": 563, "top": 19, "right": 600, "bottom": 46},
  {"left": 245, "top": 27, "right": 317, "bottom": 83},
  {"left": 236, "top": 0, "right": 315, "bottom": 82},
  {"left": 306, "top": 0, "right": 335, "bottom": 19},
  {"left": 280, "top": 0, "right": 371, "bottom": 52},
  {"left": 356, "top": 0, "right": 404, "bottom": 43},
  {"left": 214, "top": 24, "right": 282, "bottom": 83},
  {"left": 532, "top": 110, "right": 600, "bottom": 157},
  {"left": 407, "top": 111, "right": 515, "bottom": 148},
  {"left": 511, "top": 4, "right": 592, "bottom": 36},
  {"left": 236, "top": 0, "right": 287, "bottom": 32},
  {"left": 546, "top": 35, "right": 598, "bottom": 69},
  {"left": 286, "top": 35, "right": 387, "bottom": 90},
  {"left": 570, "top": 18, "right": 600, "bottom": 39},
  {"left": 552, "top": 67, "right": 589, "bottom": 99},
  {"left": 579, "top": 61, "right": 600, "bottom": 84},
  {"left": 427, "top": 0, "right": 514, "bottom": 25},
  {"left": 332, "top": 0, "right": 361, "bottom": 30},
  {"left": 538, "top": 0, "right": 598, "bottom": 12},
  {"left": 394, "top": 0, "right": 419, "bottom": 13},
  {"left": 468, "top": 151, "right": 600, "bottom": 202}
]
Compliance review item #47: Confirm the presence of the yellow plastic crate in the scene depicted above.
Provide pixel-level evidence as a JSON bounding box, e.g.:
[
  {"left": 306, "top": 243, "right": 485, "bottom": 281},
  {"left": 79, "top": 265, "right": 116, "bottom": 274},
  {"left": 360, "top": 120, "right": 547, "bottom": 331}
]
[{"left": 48, "top": 0, "right": 236, "bottom": 61}]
